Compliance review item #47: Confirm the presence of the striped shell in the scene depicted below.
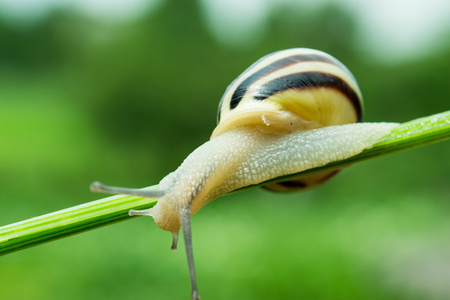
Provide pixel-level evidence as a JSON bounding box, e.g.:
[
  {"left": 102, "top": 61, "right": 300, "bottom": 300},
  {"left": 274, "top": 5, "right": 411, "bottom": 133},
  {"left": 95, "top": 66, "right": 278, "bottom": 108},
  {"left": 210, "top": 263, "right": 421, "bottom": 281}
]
[{"left": 212, "top": 48, "right": 364, "bottom": 191}]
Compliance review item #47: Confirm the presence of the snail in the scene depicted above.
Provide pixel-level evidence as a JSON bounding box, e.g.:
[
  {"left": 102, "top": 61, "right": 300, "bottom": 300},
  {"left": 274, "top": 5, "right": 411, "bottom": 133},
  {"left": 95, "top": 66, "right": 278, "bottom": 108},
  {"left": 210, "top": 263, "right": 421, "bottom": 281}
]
[{"left": 90, "top": 48, "right": 399, "bottom": 300}]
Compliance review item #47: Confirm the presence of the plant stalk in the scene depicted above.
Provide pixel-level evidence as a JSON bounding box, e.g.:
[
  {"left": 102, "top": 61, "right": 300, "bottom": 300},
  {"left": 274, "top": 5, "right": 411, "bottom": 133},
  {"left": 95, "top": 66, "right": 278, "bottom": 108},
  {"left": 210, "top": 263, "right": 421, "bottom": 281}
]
[{"left": 0, "top": 111, "right": 449, "bottom": 255}]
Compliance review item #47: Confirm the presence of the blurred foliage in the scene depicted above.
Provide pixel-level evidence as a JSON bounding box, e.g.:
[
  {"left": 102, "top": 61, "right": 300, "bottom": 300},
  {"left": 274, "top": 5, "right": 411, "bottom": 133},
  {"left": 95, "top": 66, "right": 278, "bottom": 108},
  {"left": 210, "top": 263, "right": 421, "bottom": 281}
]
[{"left": 0, "top": 0, "right": 449, "bottom": 299}]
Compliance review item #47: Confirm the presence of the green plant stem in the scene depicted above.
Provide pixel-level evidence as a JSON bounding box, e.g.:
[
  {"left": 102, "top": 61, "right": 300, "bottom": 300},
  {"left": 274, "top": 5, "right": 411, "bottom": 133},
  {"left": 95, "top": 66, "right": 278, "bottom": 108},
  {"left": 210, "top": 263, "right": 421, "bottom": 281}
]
[
  {"left": 248, "top": 110, "right": 450, "bottom": 189},
  {"left": 1, "top": 111, "right": 449, "bottom": 255},
  {"left": 0, "top": 193, "right": 158, "bottom": 255}
]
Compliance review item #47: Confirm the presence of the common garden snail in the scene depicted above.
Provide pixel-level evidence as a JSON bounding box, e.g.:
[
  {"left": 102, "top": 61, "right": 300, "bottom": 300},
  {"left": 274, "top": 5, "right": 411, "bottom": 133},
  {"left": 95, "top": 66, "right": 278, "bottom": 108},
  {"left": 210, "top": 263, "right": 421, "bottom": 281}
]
[{"left": 91, "top": 48, "right": 398, "bottom": 300}]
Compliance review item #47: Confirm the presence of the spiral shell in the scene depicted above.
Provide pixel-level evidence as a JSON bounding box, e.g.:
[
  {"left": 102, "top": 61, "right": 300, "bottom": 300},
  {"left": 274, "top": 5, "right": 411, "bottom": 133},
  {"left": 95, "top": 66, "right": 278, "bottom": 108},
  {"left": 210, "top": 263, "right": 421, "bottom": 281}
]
[{"left": 213, "top": 48, "right": 364, "bottom": 191}]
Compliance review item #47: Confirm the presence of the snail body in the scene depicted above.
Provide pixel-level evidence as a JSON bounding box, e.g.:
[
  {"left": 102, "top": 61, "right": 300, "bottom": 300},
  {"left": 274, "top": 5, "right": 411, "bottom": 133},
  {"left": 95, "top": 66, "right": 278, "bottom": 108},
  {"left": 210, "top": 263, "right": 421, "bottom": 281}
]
[
  {"left": 141, "top": 123, "right": 395, "bottom": 232},
  {"left": 91, "top": 48, "right": 399, "bottom": 300}
]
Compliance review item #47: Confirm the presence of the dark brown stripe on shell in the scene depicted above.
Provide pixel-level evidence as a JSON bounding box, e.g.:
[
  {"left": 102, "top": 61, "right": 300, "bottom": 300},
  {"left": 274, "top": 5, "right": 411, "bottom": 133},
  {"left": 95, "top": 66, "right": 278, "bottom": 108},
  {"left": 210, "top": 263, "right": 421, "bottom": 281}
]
[
  {"left": 228, "top": 53, "right": 350, "bottom": 111},
  {"left": 276, "top": 180, "right": 308, "bottom": 188},
  {"left": 253, "top": 72, "right": 363, "bottom": 122},
  {"left": 266, "top": 170, "right": 340, "bottom": 191},
  {"left": 217, "top": 96, "right": 224, "bottom": 122}
]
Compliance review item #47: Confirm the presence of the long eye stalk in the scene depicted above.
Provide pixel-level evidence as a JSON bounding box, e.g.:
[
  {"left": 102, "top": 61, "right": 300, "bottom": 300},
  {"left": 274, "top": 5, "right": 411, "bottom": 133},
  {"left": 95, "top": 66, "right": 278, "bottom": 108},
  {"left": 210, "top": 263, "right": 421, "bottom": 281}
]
[
  {"left": 90, "top": 181, "right": 166, "bottom": 198},
  {"left": 180, "top": 208, "right": 200, "bottom": 300}
]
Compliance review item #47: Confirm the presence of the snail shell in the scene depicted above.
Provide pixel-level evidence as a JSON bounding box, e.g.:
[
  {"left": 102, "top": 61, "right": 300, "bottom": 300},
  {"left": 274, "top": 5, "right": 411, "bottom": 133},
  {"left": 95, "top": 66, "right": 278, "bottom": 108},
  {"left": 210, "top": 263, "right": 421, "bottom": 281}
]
[{"left": 214, "top": 48, "right": 363, "bottom": 191}]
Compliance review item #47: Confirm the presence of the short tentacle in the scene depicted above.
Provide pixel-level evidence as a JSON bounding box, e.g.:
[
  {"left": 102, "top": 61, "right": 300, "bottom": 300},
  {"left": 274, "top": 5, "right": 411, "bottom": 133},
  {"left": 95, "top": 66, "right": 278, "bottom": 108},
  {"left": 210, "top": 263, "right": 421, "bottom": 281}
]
[
  {"left": 171, "top": 231, "right": 180, "bottom": 251},
  {"left": 129, "top": 208, "right": 154, "bottom": 216}
]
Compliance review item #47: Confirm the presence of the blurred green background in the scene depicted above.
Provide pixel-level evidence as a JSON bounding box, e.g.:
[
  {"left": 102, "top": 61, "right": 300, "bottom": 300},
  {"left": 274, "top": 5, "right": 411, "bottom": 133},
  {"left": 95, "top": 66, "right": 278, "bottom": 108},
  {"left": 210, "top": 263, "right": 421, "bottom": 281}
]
[{"left": 1, "top": 0, "right": 449, "bottom": 299}]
